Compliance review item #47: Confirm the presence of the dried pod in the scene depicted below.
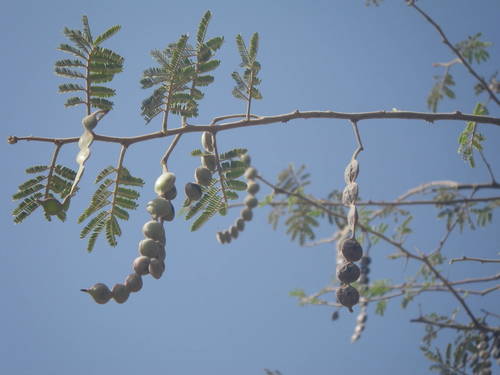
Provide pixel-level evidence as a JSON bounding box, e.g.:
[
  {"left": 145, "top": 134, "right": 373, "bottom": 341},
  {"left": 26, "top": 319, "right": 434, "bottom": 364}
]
[
  {"left": 133, "top": 256, "right": 150, "bottom": 275},
  {"left": 240, "top": 153, "right": 251, "bottom": 166},
  {"left": 354, "top": 324, "right": 365, "bottom": 334},
  {"left": 157, "top": 245, "right": 166, "bottom": 261},
  {"left": 81, "top": 110, "right": 105, "bottom": 131},
  {"left": 244, "top": 195, "right": 258, "bottom": 208},
  {"left": 154, "top": 172, "right": 176, "bottom": 196},
  {"left": 147, "top": 198, "right": 174, "bottom": 221},
  {"left": 244, "top": 167, "right": 258, "bottom": 180},
  {"left": 201, "top": 154, "right": 217, "bottom": 172},
  {"left": 351, "top": 333, "right": 360, "bottom": 343},
  {"left": 149, "top": 258, "right": 165, "bottom": 279},
  {"left": 142, "top": 220, "right": 165, "bottom": 243},
  {"left": 246, "top": 181, "right": 260, "bottom": 195},
  {"left": 344, "top": 159, "right": 359, "bottom": 184},
  {"left": 201, "top": 131, "right": 214, "bottom": 152},
  {"left": 125, "top": 273, "right": 143, "bottom": 293},
  {"left": 360, "top": 256, "right": 371, "bottom": 266},
  {"left": 185, "top": 182, "right": 203, "bottom": 202},
  {"left": 340, "top": 238, "right": 363, "bottom": 262},
  {"left": 217, "top": 231, "right": 226, "bottom": 244},
  {"left": 230, "top": 226, "right": 239, "bottom": 239},
  {"left": 195, "top": 167, "right": 212, "bottom": 186},
  {"left": 236, "top": 218, "right": 245, "bottom": 231},
  {"left": 241, "top": 207, "right": 253, "bottom": 221},
  {"left": 342, "top": 182, "right": 359, "bottom": 206},
  {"left": 357, "top": 313, "right": 367, "bottom": 324},
  {"left": 138, "top": 238, "right": 161, "bottom": 258},
  {"left": 336, "top": 285, "right": 360, "bottom": 312},
  {"left": 162, "top": 185, "right": 177, "bottom": 200},
  {"left": 81, "top": 283, "right": 112, "bottom": 304},
  {"left": 223, "top": 230, "right": 232, "bottom": 243},
  {"left": 337, "top": 262, "right": 361, "bottom": 284},
  {"left": 347, "top": 205, "right": 358, "bottom": 229},
  {"left": 112, "top": 283, "right": 130, "bottom": 304}
]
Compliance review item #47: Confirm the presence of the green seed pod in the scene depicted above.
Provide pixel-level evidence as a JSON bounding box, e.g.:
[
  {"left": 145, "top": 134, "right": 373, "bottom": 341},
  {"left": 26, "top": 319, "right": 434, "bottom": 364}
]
[
  {"left": 201, "top": 131, "right": 214, "bottom": 152},
  {"left": 216, "top": 232, "right": 226, "bottom": 244},
  {"left": 142, "top": 220, "right": 165, "bottom": 243},
  {"left": 81, "top": 283, "right": 112, "bottom": 304},
  {"left": 336, "top": 285, "right": 360, "bottom": 312},
  {"left": 201, "top": 154, "right": 217, "bottom": 172},
  {"left": 147, "top": 198, "right": 175, "bottom": 221},
  {"left": 337, "top": 262, "right": 361, "bottom": 284},
  {"left": 244, "top": 195, "right": 258, "bottom": 208},
  {"left": 244, "top": 167, "right": 258, "bottom": 180},
  {"left": 125, "top": 273, "right": 143, "bottom": 293},
  {"left": 236, "top": 218, "right": 245, "bottom": 231},
  {"left": 157, "top": 245, "right": 166, "bottom": 261},
  {"left": 341, "top": 239, "right": 363, "bottom": 262},
  {"left": 246, "top": 181, "right": 260, "bottom": 195},
  {"left": 230, "top": 226, "right": 239, "bottom": 239},
  {"left": 154, "top": 172, "right": 176, "bottom": 196},
  {"left": 149, "top": 258, "right": 165, "bottom": 279},
  {"left": 195, "top": 167, "right": 212, "bottom": 186},
  {"left": 112, "top": 283, "right": 130, "bottom": 304},
  {"left": 133, "top": 256, "right": 150, "bottom": 275},
  {"left": 240, "top": 153, "right": 251, "bottom": 166},
  {"left": 138, "top": 238, "right": 161, "bottom": 258},
  {"left": 241, "top": 207, "right": 253, "bottom": 221},
  {"left": 162, "top": 185, "right": 177, "bottom": 200},
  {"left": 185, "top": 182, "right": 203, "bottom": 202}
]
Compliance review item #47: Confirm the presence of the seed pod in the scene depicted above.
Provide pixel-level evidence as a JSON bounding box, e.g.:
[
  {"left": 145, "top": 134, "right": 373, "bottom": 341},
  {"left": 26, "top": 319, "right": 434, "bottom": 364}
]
[
  {"left": 351, "top": 333, "right": 360, "bottom": 342},
  {"left": 133, "top": 256, "right": 150, "bottom": 275},
  {"left": 201, "top": 154, "right": 217, "bottom": 172},
  {"left": 147, "top": 198, "right": 174, "bottom": 221},
  {"left": 201, "top": 131, "right": 214, "bottom": 152},
  {"left": 81, "top": 110, "right": 105, "bottom": 131},
  {"left": 244, "top": 195, "right": 258, "bottom": 208},
  {"left": 342, "top": 182, "right": 359, "bottom": 206},
  {"left": 230, "top": 226, "right": 239, "bottom": 239},
  {"left": 154, "top": 172, "right": 176, "bottom": 196},
  {"left": 149, "top": 258, "right": 165, "bottom": 279},
  {"left": 236, "top": 218, "right": 245, "bottom": 231},
  {"left": 81, "top": 283, "right": 112, "bottom": 304},
  {"left": 185, "top": 182, "right": 203, "bottom": 202},
  {"left": 331, "top": 311, "right": 340, "bottom": 321},
  {"left": 162, "top": 185, "right": 177, "bottom": 200},
  {"left": 241, "top": 207, "right": 253, "bottom": 221},
  {"left": 358, "top": 274, "right": 370, "bottom": 285},
  {"left": 195, "top": 167, "right": 212, "bottom": 186},
  {"left": 138, "top": 238, "right": 161, "bottom": 258},
  {"left": 240, "top": 153, "right": 251, "bottom": 166},
  {"left": 157, "top": 245, "right": 166, "bottom": 261},
  {"left": 112, "top": 283, "right": 130, "bottom": 304},
  {"left": 125, "top": 273, "right": 143, "bottom": 293},
  {"left": 246, "top": 181, "right": 260, "bottom": 195},
  {"left": 217, "top": 232, "right": 226, "bottom": 244},
  {"left": 360, "top": 256, "right": 371, "bottom": 266},
  {"left": 336, "top": 285, "right": 360, "bottom": 312},
  {"left": 361, "top": 265, "right": 370, "bottom": 275},
  {"left": 347, "top": 205, "right": 358, "bottom": 229},
  {"left": 337, "top": 262, "right": 361, "bottom": 284},
  {"left": 142, "top": 220, "right": 165, "bottom": 243},
  {"left": 357, "top": 313, "right": 367, "bottom": 324},
  {"left": 223, "top": 230, "right": 232, "bottom": 243},
  {"left": 244, "top": 167, "right": 258, "bottom": 180},
  {"left": 340, "top": 238, "right": 363, "bottom": 262},
  {"left": 344, "top": 159, "right": 359, "bottom": 184}
]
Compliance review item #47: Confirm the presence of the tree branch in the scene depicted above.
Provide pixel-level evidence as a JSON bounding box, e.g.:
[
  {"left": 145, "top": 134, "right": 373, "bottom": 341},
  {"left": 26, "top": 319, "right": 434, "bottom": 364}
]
[{"left": 450, "top": 256, "right": 500, "bottom": 265}]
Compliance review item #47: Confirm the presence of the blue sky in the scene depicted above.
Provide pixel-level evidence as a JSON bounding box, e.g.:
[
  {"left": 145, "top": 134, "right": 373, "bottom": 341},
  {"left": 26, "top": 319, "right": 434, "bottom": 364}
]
[{"left": 1, "top": 1, "right": 499, "bottom": 374}]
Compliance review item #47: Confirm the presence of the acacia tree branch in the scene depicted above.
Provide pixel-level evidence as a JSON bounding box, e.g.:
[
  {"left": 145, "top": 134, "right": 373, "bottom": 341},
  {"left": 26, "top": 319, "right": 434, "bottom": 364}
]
[
  {"left": 410, "top": 316, "right": 500, "bottom": 333},
  {"left": 161, "top": 133, "right": 183, "bottom": 173},
  {"left": 409, "top": 1, "right": 500, "bottom": 106},
  {"left": 450, "top": 256, "right": 500, "bottom": 265},
  {"left": 8, "top": 109, "right": 500, "bottom": 147}
]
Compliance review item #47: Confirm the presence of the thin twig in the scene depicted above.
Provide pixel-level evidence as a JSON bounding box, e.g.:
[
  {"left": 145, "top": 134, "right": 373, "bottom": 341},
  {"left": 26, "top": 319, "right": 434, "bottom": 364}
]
[
  {"left": 410, "top": 316, "right": 499, "bottom": 333},
  {"left": 410, "top": 1, "right": 500, "bottom": 106},
  {"left": 450, "top": 256, "right": 500, "bottom": 265},
  {"left": 44, "top": 142, "right": 63, "bottom": 198},
  {"left": 478, "top": 149, "right": 497, "bottom": 184},
  {"left": 110, "top": 144, "right": 128, "bottom": 215},
  {"left": 161, "top": 133, "right": 182, "bottom": 173}
]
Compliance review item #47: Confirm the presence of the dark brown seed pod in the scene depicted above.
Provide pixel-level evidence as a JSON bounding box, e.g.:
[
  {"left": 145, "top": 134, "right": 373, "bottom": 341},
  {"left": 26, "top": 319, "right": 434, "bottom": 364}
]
[
  {"left": 195, "top": 167, "right": 212, "bottom": 186},
  {"left": 336, "top": 285, "right": 360, "bottom": 312},
  {"left": 236, "top": 218, "right": 245, "bottom": 231},
  {"left": 162, "top": 185, "right": 177, "bottom": 200},
  {"left": 125, "top": 273, "right": 143, "bottom": 293},
  {"left": 246, "top": 181, "right": 260, "bottom": 195},
  {"left": 112, "top": 283, "right": 130, "bottom": 304},
  {"left": 185, "top": 182, "right": 203, "bottom": 202},
  {"left": 241, "top": 207, "right": 253, "bottom": 221},
  {"left": 244, "top": 167, "right": 258, "bottom": 180},
  {"left": 360, "top": 256, "right": 371, "bottom": 266},
  {"left": 133, "top": 256, "right": 150, "bottom": 275},
  {"left": 244, "top": 195, "right": 258, "bottom": 208},
  {"left": 337, "top": 262, "right": 361, "bottom": 284},
  {"left": 201, "top": 155, "right": 217, "bottom": 172},
  {"left": 341, "top": 238, "right": 363, "bottom": 262},
  {"left": 344, "top": 159, "right": 359, "bottom": 184},
  {"left": 230, "top": 226, "right": 239, "bottom": 239}
]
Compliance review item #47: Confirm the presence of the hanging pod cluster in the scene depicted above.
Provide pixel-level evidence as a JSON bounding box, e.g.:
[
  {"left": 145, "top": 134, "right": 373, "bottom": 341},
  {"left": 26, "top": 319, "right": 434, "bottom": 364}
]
[
  {"left": 470, "top": 332, "right": 499, "bottom": 374},
  {"left": 81, "top": 172, "right": 175, "bottom": 304},
  {"left": 217, "top": 153, "right": 259, "bottom": 244},
  {"left": 351, "top": 254, "right": 371, "bottom": 342}
]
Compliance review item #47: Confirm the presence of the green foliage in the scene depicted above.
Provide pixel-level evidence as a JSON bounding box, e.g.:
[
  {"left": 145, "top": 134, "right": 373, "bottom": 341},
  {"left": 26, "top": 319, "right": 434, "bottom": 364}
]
[
  {"left": 12, "top": 164, "right": 76, "bottom": 223},
  {"left": 427, "top": 73, "right": 455, "bottom": 112},
  {"left": 455, "top": 33, "right": 491, "bottom": 65},
  {"left": 141, "top": 11, "right": 223, "bottom": 124},
  {"left": 55, "top": 16, "right": 123, "bottom": 112},
  {"left": 78, "top": 166, "right": 143, "bottom": 252},
  {"left": 457, "top": 102, "right": 487, "bottom": 168},
  {"left": 232, "top": 32, "right": 263, "bottom": 105}
]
